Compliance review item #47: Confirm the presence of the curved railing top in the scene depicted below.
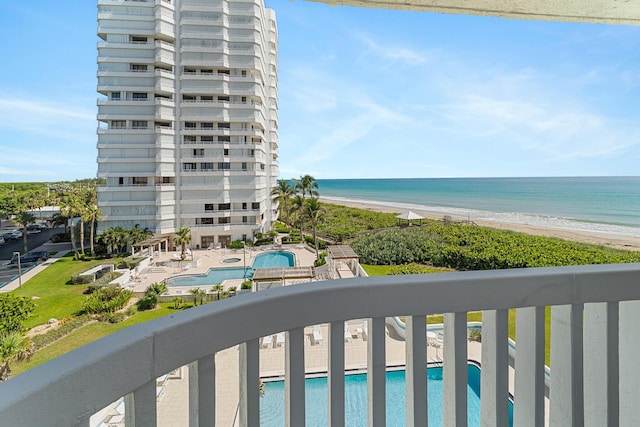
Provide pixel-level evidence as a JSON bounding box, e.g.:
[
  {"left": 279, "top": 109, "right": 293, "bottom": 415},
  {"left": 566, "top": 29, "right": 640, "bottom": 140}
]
[{"left": 1, "top": 263, "right": 640, "bottom": 425}]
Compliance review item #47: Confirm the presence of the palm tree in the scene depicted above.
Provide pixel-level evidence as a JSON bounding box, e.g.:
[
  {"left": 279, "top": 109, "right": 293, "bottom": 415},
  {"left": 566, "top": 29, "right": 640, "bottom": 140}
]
[
  {"left": 212, "top": 284, "right": 224, "bottom": 300},
  {"left": 270, "top": 179, "right": 295, "bottom": 226},
  {"left": 294, "top": 175, "right": 319, "bottom": 200},
  {"left": 0, "top": 332, "right": 33, "bottom": 382},
  {"left": 14, "top": 212, "right": 35, "bottom": 254},
  {"left": 189, "top": 287, "right": 206, "bottom": 306},
  {"left": 291, "top": 194, "right": 305, "bottom": 243},
  {"left": 85, "top": 202, "right": 102, "bottom": 257},
  {"left": 303, "top": 198, "right": 325, "bottom": 259},
  {"left": 174, "top": 227, "right": 192, "bottom": 260}
]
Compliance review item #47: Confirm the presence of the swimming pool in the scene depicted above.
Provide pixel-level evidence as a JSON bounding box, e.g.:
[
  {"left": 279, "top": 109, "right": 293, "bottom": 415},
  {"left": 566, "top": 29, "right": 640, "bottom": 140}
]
[
  {"left": 166, "top": 251, "right": 295, "bottom": 287},
  {"left": 260, "top": 364, "right": 513, "bottom": 426}
]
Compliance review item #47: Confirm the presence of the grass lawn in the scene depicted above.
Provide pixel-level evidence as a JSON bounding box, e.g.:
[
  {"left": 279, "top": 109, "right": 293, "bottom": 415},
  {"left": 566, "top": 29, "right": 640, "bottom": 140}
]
[
  {"left": 12, "top": 253, "right": 125, "bottom": 329},
  {"left": 12, "top": 302, "right": 185, "bottom": 376}
]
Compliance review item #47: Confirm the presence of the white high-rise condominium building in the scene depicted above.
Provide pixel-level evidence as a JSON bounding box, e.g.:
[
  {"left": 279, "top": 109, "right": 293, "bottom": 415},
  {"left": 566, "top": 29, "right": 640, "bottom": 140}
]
[{"left": 97, "top": 0, "right": 279, "bottom": 248}]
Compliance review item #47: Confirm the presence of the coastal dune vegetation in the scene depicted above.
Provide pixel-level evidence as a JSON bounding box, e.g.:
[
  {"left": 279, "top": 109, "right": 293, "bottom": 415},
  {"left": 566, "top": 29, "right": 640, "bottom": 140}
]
[{"left": 308, "top": 203, "right": 640, "bottom": 269}]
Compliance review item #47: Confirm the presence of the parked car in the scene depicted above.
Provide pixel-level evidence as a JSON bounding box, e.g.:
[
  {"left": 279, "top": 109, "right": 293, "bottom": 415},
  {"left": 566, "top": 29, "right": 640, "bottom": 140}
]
[
  {"left": 26, "top": 224, "right": 44, "bottom": 232},
  {"left": 3, "top": 231, "right": 20, "bottom": 241},
  {"left": 10, "top": 251, "right": 49, "bottom": 264},
  {"left": 0, "top": 236, "right": 4, "bottom": 245}
]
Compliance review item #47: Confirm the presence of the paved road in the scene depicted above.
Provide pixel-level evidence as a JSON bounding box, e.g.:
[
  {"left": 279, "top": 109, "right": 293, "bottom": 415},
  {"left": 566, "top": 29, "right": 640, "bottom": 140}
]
[{"left": 0, "top": 228, "right": 60, "bottom": 262}]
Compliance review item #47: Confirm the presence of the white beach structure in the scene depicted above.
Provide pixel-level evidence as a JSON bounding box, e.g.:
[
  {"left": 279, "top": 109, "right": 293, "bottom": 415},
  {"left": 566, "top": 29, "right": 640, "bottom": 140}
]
[
  {"left": 2, "top": 1, "right": 640, "bottom": 426},
  {"left": 96, "top": 0, "right": 279, "bottom": 248}
]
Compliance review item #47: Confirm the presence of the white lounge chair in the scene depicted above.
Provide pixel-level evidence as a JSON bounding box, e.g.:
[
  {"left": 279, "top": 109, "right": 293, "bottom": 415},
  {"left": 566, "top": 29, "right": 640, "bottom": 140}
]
[
  {"left": 261, "top": 335, "right": 273, "bottom": 349},
  {"left": 312, "top": 325, "right": 323, "bottom": 345},
  {"left": 275, "top": 332, "right": 285, "bottom": 347},
  {"left": 344, "top": 322, "right": 352, "bottom": 342}
]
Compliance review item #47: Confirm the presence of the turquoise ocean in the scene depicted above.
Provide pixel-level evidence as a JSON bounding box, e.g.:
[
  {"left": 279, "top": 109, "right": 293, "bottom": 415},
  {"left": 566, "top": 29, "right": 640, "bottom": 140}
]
[{"left": 316, "top": 177, "right": 640, "bottom": 238}]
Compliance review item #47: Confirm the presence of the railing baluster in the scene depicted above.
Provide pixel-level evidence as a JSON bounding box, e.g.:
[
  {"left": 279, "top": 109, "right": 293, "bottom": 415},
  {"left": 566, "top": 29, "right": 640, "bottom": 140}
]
[
  {"left": 550, "top": 304, "right": 584, "bottom": 426},
  {"left": 619, "top": 300, "right": 640, "bottom": 426},
  {"left": 328, "top": 321, "right": 345, "bottom": 427},
  {"left": 368, "top": 317, "right": 386, "bottom": 427},
  {"left": 443, "top": 312, "right": 467, "bottom": 427},
  {"left": 130, "top": 379, "right": 157, "bottom": 427},
  {"left": 514, "top": 306, "right": 545, "bottom": 427},
  {"left": 239, "top": 338, "right": 260, "bottom": 427},
  {"left": 481, "top": 309, "right": 509, "bottom": 426},
  {"left": 406, "top": 315, "right": 427, "bottom": 426},
  {"left": 584, "top": 302, "right": 618, "bottom": 427},
  {"left": 188, "top": 356, "right": 215, "bottom": 427},
  {"left": 286, "top": 327, "right": 306, "bottom": 426}
]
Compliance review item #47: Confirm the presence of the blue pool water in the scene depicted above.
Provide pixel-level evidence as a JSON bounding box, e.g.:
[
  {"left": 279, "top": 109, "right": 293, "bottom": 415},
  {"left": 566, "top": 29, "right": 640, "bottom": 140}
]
[
  {"left": 260, "top": 365, "right": 513, "bottom": 426},
  {"left": 166, "top": 251, "right": 295, "bottom": 286}
]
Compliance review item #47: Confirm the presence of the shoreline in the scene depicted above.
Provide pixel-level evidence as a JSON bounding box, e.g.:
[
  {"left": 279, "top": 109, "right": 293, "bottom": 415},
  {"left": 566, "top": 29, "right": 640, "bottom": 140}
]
[{"left": 320, "top": 197, "right": 640, "bottom": 252}]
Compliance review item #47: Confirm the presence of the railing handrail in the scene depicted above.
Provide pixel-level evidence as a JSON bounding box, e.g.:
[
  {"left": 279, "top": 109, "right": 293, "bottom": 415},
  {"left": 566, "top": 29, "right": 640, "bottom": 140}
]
[{"left": 2, "top": 263, "right": 640, "bottom": 425}]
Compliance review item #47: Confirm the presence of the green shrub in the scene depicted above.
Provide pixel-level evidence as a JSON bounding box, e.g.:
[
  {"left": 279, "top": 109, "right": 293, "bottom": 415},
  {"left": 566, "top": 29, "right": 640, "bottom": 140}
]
[
  {"left": 314, "top": 251, "right": 328, "bottom": 267},
  {"left": 229, "top": 240, "right": 245, "bottom": 249},
  {"left": 240, "top": 280, "right": 252, "bottom": 290},
  {"left": 350, "top": 224, "right": 640, "bottom": 270},
  {"left": 82, "top": 287, "right": 133, "bottom": 315},
  {"left": 71, "top": 274, "right": 93, "bottom": 285},
  {"left": 136, "top": 295, "right": 157, "bottom": 311},
  {"left": 98, "top": 312, "right": 126, "bottom": 323},
  {"left": 84, "top": 272, "right": 123, "bottom": 293},
  {"left": 0, "top": 294, "right": 36, "bottom": 333},
  {"left": 172, "top": 296, "right": 184, "bottom": 309},
  {"left": 274, "top": 223, "right": 290, "bottom": 233},
  {"left": 117, "top": 257, "right": 144, "bottom": 270},
  {"left": 387, "top": 263, "right": 444, "bottom": 275},
  {"left": 469, "top": 329, "right": 482, "bottom": 342}
]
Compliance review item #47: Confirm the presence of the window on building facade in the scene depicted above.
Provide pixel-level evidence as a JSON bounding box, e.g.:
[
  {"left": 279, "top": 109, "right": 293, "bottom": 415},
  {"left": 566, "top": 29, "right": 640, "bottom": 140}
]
[
  {"left": 130, "top": 35, "right": 147, "bottom": 43},
  {"left": 218, "top": 136, "right": 230, "bottom": 142},
  {"left": 218, "top": 203, "right": 231, "bottom": 211},
  {"left": 111, "top": 92, "right": 121, "bottom": 100},
  {"left": 132, "top": 177, "right": 148, "bottom": 185},
  {"left": 242, "top": 162, "right": 247, "bottom": 170},
  {"left": 197, "top": 218, "right": 214, "bottom": 225},
  {"left": 132, "top": 121, "right": 147, "bottom": 129},
  {"left": 224, "top": 149, "right": 229, "bottom": 156},
  {"left": 132, "top": 92, "right": 148, "bottom": 100},
  {"left": 201, "top": 162, "right": 214, "bottom": 170},
  {"left": 204, "top": 204, "right": 214, "bottom": 211},
  {"left": 185, "top": 122, "right": 196, "bottom": 128},
  {"left": 202, "top": 122, "right": 213, "bottom": 129},
  {"left": 201, "top": 69, "right": 213, "bottom": 74},
  {"left": 218, "top": 217, "right": 230, "bottom": 224},
  {"left": 218, "top": 162, "right": 230, "bottom": 170},
  {"left": 112, "top": 120, "right": 126, "bottom": 129},
  {"left": 193, "top": 149, "right": 204, "bottom": 157},
  {"left": 130, "top": 64, "right": 148, "bottom": 72},
  {"left": 218, "top": 96, "right": 230, "bottom": 102},
  {"left": 184, "top": 135, "right": 196, "bottom": 143},
  {"left": 218, "top": 122, "right": 230, "bottom": 129},
  {"left": 252, "top": 202, "right": 260, "bottom": 210},
  {"left": 183, "top": 163, "right": 196, "bottom": 170},
  {"left": 201, "top": 136, "right": 214, "bottom": 142}
]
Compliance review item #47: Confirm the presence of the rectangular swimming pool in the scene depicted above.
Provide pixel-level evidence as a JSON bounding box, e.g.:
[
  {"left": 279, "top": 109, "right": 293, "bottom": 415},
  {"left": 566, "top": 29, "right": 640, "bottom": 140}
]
[{"left": 260, "top": 364, "right": 513, "bottom": 426}]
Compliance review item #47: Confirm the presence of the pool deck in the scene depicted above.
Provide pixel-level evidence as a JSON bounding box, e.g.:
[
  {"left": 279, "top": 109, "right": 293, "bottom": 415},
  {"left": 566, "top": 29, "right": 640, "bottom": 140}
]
[{"left": 127, "top": 244, "right": 318, "bottom": 294}]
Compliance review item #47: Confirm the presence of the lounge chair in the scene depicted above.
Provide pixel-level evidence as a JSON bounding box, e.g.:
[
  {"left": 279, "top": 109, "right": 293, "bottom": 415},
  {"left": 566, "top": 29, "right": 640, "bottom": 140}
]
[
  {"left": 344, "top": 322, "right": 352, "bottom": 342},
  {"left": 312, "top": 325, "right": 323, "bottom": 345},
  {"left": 261, "top": 335, "right": 273, "bottom": 349},
  {"left": 275, "top": 332, "right": 285, "bottom": 347}
]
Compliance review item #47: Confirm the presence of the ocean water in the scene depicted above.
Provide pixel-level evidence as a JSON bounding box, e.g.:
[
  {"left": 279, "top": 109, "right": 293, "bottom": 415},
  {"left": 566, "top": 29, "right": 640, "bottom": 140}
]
[{"left": 316, "top": 177, "right": 640, "bottom": 238}]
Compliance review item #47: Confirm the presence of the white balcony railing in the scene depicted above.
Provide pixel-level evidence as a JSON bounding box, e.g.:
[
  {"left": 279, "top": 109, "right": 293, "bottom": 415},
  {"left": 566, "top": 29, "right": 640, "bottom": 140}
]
[{"left": 1, "top": 264, "right": 640, "bottom": 425}]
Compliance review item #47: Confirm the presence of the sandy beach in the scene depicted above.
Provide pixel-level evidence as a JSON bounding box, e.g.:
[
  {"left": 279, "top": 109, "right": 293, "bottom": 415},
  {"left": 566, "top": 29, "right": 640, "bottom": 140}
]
[{"left": 320, "top": 197, "right": 640, "bottom": 252}]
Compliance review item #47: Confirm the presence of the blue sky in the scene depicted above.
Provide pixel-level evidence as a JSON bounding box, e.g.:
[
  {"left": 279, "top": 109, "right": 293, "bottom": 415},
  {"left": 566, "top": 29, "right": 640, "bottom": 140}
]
[{"left": 1, "top": 1, "right": 639, "bottom": 181}]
